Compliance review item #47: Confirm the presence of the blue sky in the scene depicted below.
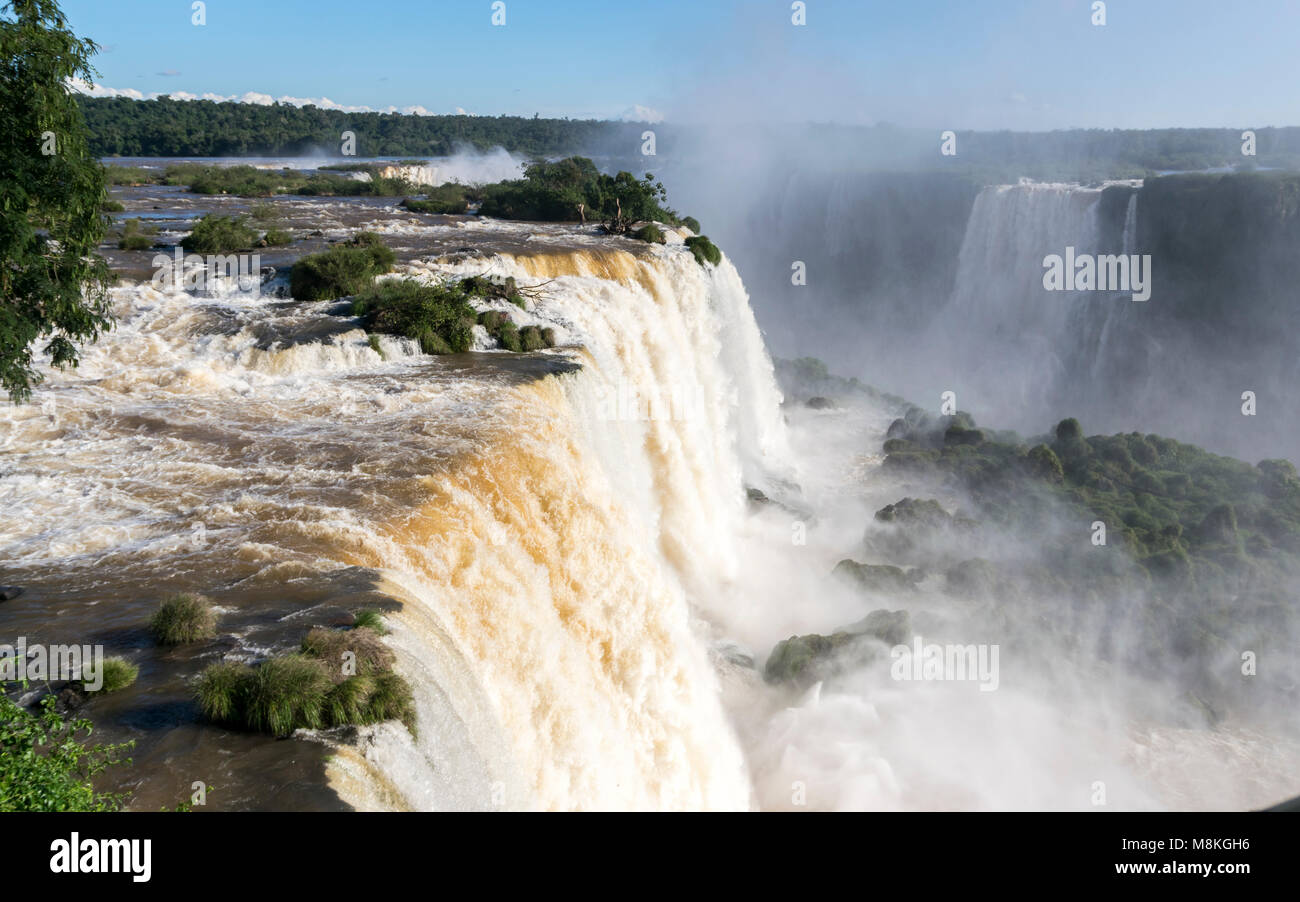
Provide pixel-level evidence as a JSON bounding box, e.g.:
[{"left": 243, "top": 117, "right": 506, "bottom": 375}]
[{"left": 59, "top": 0, "right": 1300, "bottom": 129}]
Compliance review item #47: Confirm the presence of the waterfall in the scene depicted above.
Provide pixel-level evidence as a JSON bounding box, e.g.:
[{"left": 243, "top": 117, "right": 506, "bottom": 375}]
[
  {"left": 0, "top": 237, "right": 789, "bottom": 811},
  {"left": 1121, "top": 192, "right": 1139, "bottom": 256}
]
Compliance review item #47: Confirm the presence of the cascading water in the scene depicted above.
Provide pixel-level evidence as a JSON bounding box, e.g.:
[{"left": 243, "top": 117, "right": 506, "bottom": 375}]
[{"left": 0, "top": 234, "right": 789, "bottom": 812}]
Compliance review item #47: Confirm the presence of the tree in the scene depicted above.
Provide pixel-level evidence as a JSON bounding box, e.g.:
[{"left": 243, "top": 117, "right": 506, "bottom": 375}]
[{"left": 1, "top": 0, "right": 112, "bottom": 402}]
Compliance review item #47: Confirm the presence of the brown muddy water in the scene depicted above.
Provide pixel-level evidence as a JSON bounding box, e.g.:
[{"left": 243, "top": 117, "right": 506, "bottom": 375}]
[{"left": 1, "top": 183, "right": 594, "bottom": 811}]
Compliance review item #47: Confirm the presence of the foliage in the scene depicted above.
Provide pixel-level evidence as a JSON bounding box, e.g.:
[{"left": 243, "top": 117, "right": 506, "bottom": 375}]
[
  {"left": 195, "top": 626, "right": 415, "bottom": 736},
  {"left": 478, "top": 157, "right": 690, "bottom": 226},
  {"left": 1, "top": 0, "right": 114, "bottom": 402},
  {"left": 399, "top": 183, "right": 475, "bottom": 215},
  {"left": 80, "top": 95, "right": 644, "bottom": 158},
  {"left": 351, "top": 278, "right": 477, "bottom": 354},
  {"left": 684, "top": 235, "right": 721, "bottom": 266},
  {"left": 116, "top": 216, "right": 155, "bottom": 250},
  {"left": 633, "top": 223, "right": 666, "bottom": 244},
  {"left": 84, "top": 657, "right": 138, "bottom": 694},
  {"left": 0, "top": 688, "right": 133, "bottom": 811},
  {"left": 290, "top": 232, "right": 396, "bottom": 301},
  {"left": 180, "top": 214, "right": 259, "bottom": 254},
  {"left": 148, "top": 593, "right": 217, "bottom": 645}
]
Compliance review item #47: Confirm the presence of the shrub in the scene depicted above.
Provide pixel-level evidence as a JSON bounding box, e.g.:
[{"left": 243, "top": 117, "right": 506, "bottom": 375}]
[
  {"left": 101, "top": 199, "right": 125, "bottom": 212},
  {"left": 181, "top": 214, "right": 259, "bottom": 254},
  {"left": 684, "top": 235, "right": 721, "bottom": 266},
  {"left": 351, "top": 278, "right": 476, "bottom": 353},
  {"left": 0, "top": 692, "right": 133, "bottom": 812},
  {"left": 149, "top": 594, "right": 217, "bottom": 645},
  {"left": 681, "top": 216, "right": 701, "bottom": 233},
  {"left": 84, "top": 658, "right": 138, "bottom": 694},
  {"left": 242, "top": 655, "right": 333, "bottom": 737},
  {"left": 495, "top": 320, "right": 522, "bottom": 351},
  {"left": 117, "top": 217, "right": 156, "bottom": 250},
  {"left": 195, "top": 662, "right": 252, "bottom": 724},
  {"left": 262, "top": 227, "right": 292, "bottom": 246},
  {"left": 519, "top": 325, "right": 549, "bottom": 351},
  {"left": 290, "top": 232, "right": 396, "bottom": 301},
  {"left": 633, "top": 224, "right": 666, "bottom": 244},
  {"left": 400, "top": 184, "right": 473, "bottom": 215}
]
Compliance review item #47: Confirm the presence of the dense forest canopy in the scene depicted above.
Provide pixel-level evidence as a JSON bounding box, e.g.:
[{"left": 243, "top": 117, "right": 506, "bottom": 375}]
[{"left": 78, "top": 94, "right": 649, "bottom": 158}]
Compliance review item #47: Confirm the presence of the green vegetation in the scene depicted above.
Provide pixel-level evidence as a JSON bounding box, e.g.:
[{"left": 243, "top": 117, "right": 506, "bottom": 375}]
[
  {"left": 84, "top": 657, "right": 138, "bottom": 694},
  {"left": 351, "top": 608, "right": 387, "bottom": 634},
  {"left": 400, "top": 183, "right": 475, "bottom": 215},
  {"left": 180, "top": 213, "right": 259, "bottom": 254},
  {"left": 351, "top": 279, "right": 476, "bottom": 354},
  {"left": 139, "top": 162, "right": 416, "bottom": 198},
  {"left": 290, "top": 232, "right": 397, "bottom": 301},
  {"left": 194, "top": 626, "right": 415, "bottom": 737},
  {"left": 148, "top": 593, "right": 217, "bottom": 645},
  {"left": 478, "top": 157, "right": 695, "bottom": 230},
  {"left": 101, "top": 198, "right": 124, "bottom": 212},
  {"left": 1, "top": 0, "right": 113, "bottom": 402},
  {"left": 684, "top": 235, "right": 721, "bottom": 267},
  {"left": 0, "top": 689, "right": 133, "bottom": 811},
  {"left": 80, "top": 95, "right": 644, "bottom": 157},
  {"left": 633, "top": 223, "right": 666, "bottom": 244},
  {"left": 116, "top": 217, "right": 156, "bottom": 250},
  {"left": 262, "top": 227, "right": 292, "bottom": 246}
]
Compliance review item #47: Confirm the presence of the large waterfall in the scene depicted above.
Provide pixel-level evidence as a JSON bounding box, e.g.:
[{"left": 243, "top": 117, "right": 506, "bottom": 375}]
[{"left": 0, "top": 237, "right": 788, "bottom": 811}]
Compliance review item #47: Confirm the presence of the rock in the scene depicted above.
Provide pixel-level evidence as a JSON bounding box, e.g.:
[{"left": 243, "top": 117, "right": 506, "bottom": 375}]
[
  {"left": 833, "top": 560, "right": 920, "bottom": 594},
  {"left": 841, "top": 608, "right": 912, "bottom": 647},
  {"left": 712, "top": 640, "right": 755, "bottom": 670},
  {"left": 944, "top": 558, "right": 1000, "bottom": 598},
  {"left": 805, "top": 396, "right": 835, "bottom": 410},
  {"left": 875, "top": 497, "right": 952, "bottom": 528},
  {"left": 0, "top": 586, "right": 23, "bottom": 602},
  {"left": 763, "top": 608, "right": 911, "bottom": 686},
  {"left": 746, "top": 487, "right": 769, "bottom": 505}
]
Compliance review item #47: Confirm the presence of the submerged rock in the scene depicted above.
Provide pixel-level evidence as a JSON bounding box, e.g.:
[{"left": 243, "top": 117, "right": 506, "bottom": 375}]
[
  {"left": 0, "top": 586, "right": 23, "bottom": 602},
  {"left": 805, "top": 396, "right": 836, "bottom": 410}
]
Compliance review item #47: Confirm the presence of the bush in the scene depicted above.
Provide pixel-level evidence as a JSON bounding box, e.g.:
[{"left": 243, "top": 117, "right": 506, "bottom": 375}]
[
  {"left": 0, "top": 691, "right": 133, "bottom": 812},
  {"left": 84, "top": 658, "right": 138, "bottom": 694},
  {"left": 242, "top": 655, "right": 333, "bottom": 737},
  {"left": 300, "top": 627, "right": 394, "bottom": 677},
  {"left": 681, "top": 216, "right": 701, "bottom": 233},
  {"left": 351, "top": 278, "right": 476, "bottom": 354},
  {"left": 262, "top": 227, "right": 292, "bottom": 246},
  {"left": 117, "top": 217, "right": 156, "bottom": 250},
  {"left": 633, "top": 224, "right": 666, "bottom": 244},
  {"left": 290, "top": 232, "right": 396, "bottom": 301},
  {"left": 684, "top": 235, "right": 721, "bottom": 266},
  {"left": 519, "top": 325, "right": 548, "bottom": 351},
  {"left": 149, "top": 594, "right": 217, "bottom": 645},
  {"left": 101, "top": 199, "right": 125, "bottom": 212},
  {"left": 181, "top": 214, "right": 259, "bottom": 254},
  {"left": 195, "top": 662, "right": 251, "bottom": 724},
  {"left": 400, "top": 184, "right": 473, "bottom": 215}
]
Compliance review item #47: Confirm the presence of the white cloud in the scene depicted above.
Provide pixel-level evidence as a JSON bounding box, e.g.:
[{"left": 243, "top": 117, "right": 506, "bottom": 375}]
[
  {"left": 620, "top": 104, "right": 665, "bottom": 123},
  {"left": 69, "top": 78, "right": 477, "bottom": 117}
]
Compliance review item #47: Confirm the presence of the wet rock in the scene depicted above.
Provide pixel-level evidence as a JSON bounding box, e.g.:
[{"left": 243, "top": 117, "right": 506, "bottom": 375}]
[
  {"left": 764, "top": 608, "right": 912, "bottom": 686},
  {"left": 0, "top": 586, "right": 23, "bottom": 602},
  {"left": 833, "top": 560, "right": 921, "bottom": 594},
  {"left": 805, "top": 396, "right": 835, "bottom": 410}
]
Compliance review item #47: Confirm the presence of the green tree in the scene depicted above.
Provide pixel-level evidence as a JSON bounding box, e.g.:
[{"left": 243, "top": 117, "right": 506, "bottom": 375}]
[{"left": 1, "top": 0, "right": 112, "bottom": 402}]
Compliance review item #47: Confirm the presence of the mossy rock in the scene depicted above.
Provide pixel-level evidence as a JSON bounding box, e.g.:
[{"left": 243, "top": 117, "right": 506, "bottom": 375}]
[{"left": 832, "top": 560, "right": 921, "bottom": 594}]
